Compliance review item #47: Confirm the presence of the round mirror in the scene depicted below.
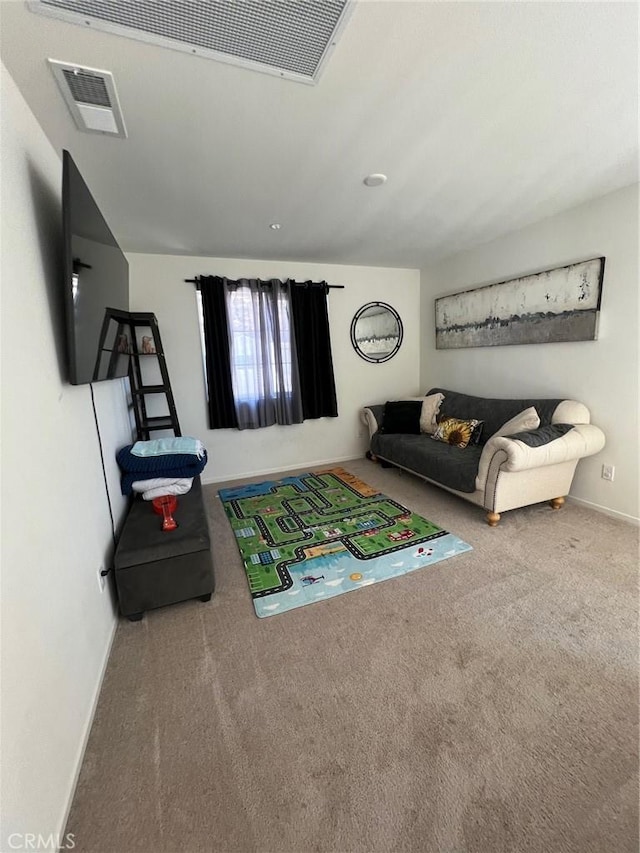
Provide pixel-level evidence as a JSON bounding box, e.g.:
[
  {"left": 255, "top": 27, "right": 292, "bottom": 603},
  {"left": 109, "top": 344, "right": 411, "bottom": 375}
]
[{"left": 350, "top": 302, "right": 403, "bottom": 363}]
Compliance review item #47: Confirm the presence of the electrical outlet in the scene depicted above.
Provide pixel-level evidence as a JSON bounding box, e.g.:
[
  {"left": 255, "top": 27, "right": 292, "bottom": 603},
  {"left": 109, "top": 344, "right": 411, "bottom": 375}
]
[
  {"left": 97, "top": 565, "right": 106, "bottom": 592},
  {"left": 601, "top": 464, "right": 615, "bottom": 482}
]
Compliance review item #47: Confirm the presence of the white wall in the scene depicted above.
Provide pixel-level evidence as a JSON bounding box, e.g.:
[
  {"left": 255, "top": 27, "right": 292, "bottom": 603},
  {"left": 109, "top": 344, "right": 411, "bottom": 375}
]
[
  {"left": 420, "top": 184, "right": 639, "bottom": 523},
  {"left": 128, "top": 254, "right": 420, "bottom": 482},
  {"left": 0, "top": 66, "right": 132, "bottom": 849}
]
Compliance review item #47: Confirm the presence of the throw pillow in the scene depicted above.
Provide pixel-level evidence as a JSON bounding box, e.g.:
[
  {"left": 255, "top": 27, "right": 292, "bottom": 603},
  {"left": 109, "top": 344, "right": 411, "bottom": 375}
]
[
  {"left": 492, "top": 406, "right": 540, "bottom": 439},
  {"left": 419, "top": 392, "right": 445, "bottom": 434},
  {"left": 508, "top": 423, "right": 574, "bottom": 446},
  {"left": 380, "top": 400, "right": 422, "bottom": 434},
  {"left": 469, "top": 420, "right": 484, "bottom": 445},
  {"left": 431, "top": 416, "right": 482, "bottom": 449},
  {"left": 402, "top": 393, "right": 445, "bottom": 434},
  {"left": 438, "top": 412, "right": 484, "bottom": 445}
]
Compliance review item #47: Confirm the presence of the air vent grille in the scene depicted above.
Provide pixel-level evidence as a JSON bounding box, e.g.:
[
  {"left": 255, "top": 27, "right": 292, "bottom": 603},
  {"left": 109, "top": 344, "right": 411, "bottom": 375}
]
[
  {"left": 62, "top": 69, "right": 111, "bottom": 106},
  {"left": 48, "top": 60, "right": 127, "bottom": 136},
  {"left": 32, "top": 0, "right": 351, "bottom": 83}
]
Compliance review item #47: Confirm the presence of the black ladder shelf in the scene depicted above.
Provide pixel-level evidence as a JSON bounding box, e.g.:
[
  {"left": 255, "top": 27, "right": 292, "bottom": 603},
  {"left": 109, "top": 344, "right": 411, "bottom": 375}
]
[{"left": 128, "top": 312, "right": 181, "bottom": 441}]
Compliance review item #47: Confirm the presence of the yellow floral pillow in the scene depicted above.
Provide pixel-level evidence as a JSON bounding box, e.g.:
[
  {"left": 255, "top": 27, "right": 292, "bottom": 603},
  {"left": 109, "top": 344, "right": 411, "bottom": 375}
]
[{"left": 432, "top": 416, "right": 482, "bottom": 449}]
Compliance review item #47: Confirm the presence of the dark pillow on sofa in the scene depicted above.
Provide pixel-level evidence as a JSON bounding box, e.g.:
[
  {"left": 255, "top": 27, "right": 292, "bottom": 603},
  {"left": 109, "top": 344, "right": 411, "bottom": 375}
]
[
  {"left": 507, "top": 423, "right": 574, "bottom": 446},
  {"left": 380, "top": 401, "right": 422, "bottom": 434},
  {"left": 470, "top": 421, "right": 484, "bottom": 445}
]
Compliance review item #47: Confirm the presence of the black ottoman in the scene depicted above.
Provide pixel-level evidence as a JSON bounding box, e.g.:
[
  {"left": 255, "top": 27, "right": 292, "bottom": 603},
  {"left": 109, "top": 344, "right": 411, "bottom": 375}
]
[{"left": 114, "top": 477, "right": 215, "bottom": 620}]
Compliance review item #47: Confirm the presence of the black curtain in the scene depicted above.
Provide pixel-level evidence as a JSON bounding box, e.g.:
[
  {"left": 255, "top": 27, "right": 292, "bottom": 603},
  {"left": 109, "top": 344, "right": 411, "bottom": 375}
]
[
  {"left": 199, "top": 276, "right": 238, "bottom": 429},
  {"left": 289, "top": 282, "right": 338, "bottom": 419}
]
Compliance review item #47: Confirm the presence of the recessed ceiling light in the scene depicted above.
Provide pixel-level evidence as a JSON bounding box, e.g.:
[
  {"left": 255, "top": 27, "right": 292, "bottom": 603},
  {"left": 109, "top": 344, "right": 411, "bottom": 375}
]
[
  {"left": 363, "top": 173, "right": 387, "bottom": 187},
  {"left": 269, "top": 223, "right": 281, "bottom": 230}
]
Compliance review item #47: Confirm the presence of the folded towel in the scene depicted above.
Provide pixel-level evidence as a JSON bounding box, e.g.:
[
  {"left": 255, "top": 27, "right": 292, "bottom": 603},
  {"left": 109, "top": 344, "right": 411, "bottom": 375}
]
[
  {"left": 131, "top": 477, "right": 194, "bottom": 494},
  {"left": 130, "top": 437, "right": 205, "bottom": 458},
  {"left": 131, "top": 477, "right": 194, "bottom": 501},
  {"left": 142, "top": 484, "right": 193, "bottom": 501},
  {"left": 117, "top": 445, "right": 207, "bottom": 495}
]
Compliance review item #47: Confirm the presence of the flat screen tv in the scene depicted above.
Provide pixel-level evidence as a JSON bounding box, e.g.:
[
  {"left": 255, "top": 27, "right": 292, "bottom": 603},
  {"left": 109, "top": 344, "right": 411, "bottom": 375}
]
[{"left": 62, "top": 149, "right": 130, "bottom": 385}]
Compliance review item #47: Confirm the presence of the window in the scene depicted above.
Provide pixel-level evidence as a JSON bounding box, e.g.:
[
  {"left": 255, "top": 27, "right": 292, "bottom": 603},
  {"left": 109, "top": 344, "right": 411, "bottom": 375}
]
[
  {"left": 198, "top": 276, "right": 338, "bottom": 430},
  {"left": 225, "top": 285, "right": 294, "bottom": 405}
]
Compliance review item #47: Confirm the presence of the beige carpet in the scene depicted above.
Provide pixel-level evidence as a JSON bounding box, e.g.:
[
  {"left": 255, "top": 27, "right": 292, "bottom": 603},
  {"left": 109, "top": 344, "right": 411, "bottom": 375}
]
[{"left": 65, "top": 459, "right": 639, "bottom": 853}]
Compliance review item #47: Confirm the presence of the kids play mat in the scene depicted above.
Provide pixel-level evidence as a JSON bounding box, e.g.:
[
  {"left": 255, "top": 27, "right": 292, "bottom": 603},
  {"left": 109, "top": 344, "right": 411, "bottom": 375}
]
[{"left": 220, "top": 468, "right": 472, "bottom": 618}]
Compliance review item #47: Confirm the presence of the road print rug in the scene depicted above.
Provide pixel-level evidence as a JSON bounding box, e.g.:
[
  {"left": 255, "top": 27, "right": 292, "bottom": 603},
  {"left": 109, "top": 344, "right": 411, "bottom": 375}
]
[{"left": 219, "top": 467, "right": 472, "bottom": 618}]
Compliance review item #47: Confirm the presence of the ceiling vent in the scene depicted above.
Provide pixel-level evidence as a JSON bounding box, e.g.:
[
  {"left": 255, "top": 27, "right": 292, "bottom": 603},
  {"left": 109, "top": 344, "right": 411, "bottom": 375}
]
[
  {"left": 48, "top": 60, "right": 127, "bottom": 136},
  {"left": 30, "top": 1, "right": 353, "bottom": 84}
]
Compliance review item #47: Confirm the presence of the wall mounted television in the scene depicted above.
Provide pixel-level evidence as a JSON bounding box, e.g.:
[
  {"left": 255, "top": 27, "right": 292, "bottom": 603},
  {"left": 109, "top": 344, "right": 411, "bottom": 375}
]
[{"left": 62, "top": 149, "right": 130, "bottom": 385}]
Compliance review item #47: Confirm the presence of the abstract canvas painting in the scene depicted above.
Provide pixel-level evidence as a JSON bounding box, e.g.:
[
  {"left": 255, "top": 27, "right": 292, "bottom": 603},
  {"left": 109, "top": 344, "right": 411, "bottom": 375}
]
[{"left": 435, "top": 257, "right": 605, "bottom": 349}]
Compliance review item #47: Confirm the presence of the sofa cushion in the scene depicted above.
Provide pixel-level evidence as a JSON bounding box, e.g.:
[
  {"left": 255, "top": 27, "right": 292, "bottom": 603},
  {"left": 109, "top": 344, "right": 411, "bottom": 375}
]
[
  {"left": 371, "top": 432, "right": 482, "bottom": 493},
  {"left": 426, "top": 388, "right": 563, "bottom": 443}
]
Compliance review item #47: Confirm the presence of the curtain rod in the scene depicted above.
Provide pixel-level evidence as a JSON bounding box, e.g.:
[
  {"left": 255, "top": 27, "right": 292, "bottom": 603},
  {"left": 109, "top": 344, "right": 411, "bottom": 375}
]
[{"left": 184, "top": 277, "right": 344, "bottom": 289}]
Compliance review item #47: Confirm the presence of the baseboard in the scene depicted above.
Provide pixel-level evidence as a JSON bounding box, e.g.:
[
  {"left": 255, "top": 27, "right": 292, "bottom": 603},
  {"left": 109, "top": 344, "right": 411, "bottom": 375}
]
[
  {"left": 57, "top": 612, "right": 119, "bottom": 848},
  {"left": 201, "top": 454, "right": 362, "bottom": 486},
  {"left": 567, "top": 495, "right": 639, "bottom": 526}
]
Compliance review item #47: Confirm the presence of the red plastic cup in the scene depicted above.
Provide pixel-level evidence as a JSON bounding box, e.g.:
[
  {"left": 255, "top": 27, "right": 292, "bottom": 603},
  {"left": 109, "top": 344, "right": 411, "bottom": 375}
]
[{"left": 151, "top": 495, "right": 178, "bottom": 531}]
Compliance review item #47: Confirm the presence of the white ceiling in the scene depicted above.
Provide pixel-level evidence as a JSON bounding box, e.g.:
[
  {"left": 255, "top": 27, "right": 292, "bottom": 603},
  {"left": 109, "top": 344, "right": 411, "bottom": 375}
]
[{"left": 2, "top": 0, "right": 638, "bottom": 268}]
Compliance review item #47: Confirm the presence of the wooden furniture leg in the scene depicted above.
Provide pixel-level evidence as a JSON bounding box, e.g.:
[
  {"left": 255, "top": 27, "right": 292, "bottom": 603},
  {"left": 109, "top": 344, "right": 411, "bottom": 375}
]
[
  {"left": 550, "top": 496, "right": 565, "bottom": 510},
  {"left": 486, "top": 511, "right": 501, "bottom": 527}
]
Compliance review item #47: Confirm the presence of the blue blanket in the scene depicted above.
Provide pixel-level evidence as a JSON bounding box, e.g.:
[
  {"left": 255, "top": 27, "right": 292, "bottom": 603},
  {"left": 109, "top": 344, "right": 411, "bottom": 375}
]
[{"left": 117, "top": 445, "right": 208, "bottom": 495}]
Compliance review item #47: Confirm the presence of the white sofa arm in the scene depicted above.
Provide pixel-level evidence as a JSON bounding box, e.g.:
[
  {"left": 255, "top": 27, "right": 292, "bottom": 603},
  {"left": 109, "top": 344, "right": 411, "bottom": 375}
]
[
  {"left": 476, "top": 423, "right": 605, "bottom": 490},
  {"left": 361, "top": 406, "right": 383, "bottom": 441}
]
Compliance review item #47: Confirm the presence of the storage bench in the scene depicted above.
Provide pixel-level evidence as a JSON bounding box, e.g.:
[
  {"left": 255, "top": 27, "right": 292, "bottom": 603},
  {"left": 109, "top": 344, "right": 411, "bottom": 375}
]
[{"left": 114, "top": 476, "right": 215, "bottom": 620}]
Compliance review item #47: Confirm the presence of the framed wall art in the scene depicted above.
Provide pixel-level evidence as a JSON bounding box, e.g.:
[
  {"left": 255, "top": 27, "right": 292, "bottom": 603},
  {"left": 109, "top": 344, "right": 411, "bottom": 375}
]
[{"left": 435, "top": 257, "right": 605, "bottom": 349}]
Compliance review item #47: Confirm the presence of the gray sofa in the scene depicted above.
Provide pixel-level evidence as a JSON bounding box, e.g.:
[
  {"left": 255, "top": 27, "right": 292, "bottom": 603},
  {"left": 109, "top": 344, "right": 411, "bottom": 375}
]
[{"left": 362, "top": 387, "right": 605, "bottom": 526}]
